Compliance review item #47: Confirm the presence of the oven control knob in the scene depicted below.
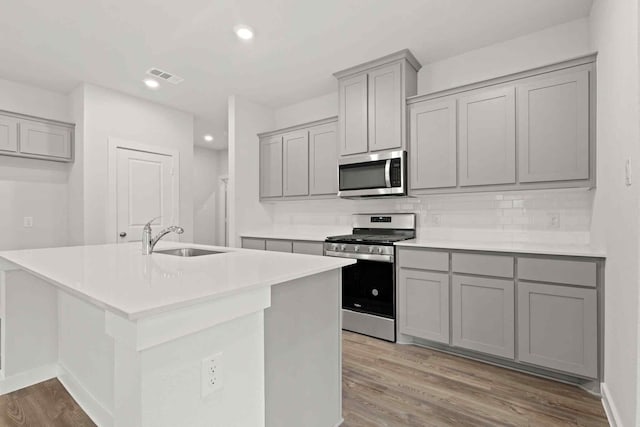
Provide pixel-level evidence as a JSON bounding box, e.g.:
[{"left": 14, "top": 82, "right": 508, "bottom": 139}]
[
  {"left": 340, "top": 244, "right": 347, "bottom": 251},
  {"left": 331, "top": 243, "right": 338, "bottom": 251},
  {"left": 377, "top": 247, "right": 384, "bottom": 254},
  {"left": 354, "top": 245, "right": 360, "bottom": 252},
  {"left": 368, "top": 246, "right": 374, "bottom": 253}
]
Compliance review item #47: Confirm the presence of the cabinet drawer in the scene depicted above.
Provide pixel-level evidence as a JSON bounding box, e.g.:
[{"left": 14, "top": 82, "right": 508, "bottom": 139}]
[
  {"left": 292, "top": 241, "right": 324, "bottom": 256},
  {"left": 266, "top": 239, "right": 293, "bottom": 253},
  {"left": 518, "top": 257, "right": 597, "bottom": 287},
  {"left": 452, "top": 253, "right": 514, "bottom": 278},
  {"left": 242, "top": 238, "right": 266, "bottom": 250},
  {"left": 398, "top": 248, "right": 449, "bottom": 272}
]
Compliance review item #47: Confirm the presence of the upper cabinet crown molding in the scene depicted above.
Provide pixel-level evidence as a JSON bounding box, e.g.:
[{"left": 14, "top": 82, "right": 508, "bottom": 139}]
[
  {"left": 335, "top": 49, "right": 420, "bottom": 157},
  {"left": 333, "top": 49, "right": 422, "bottom": 79},
  {"left": 257, "top": 116, "right": 338, "bottom": 139},
  {"left": 0, "top": 109, "right": 74, "bottom": 163}
]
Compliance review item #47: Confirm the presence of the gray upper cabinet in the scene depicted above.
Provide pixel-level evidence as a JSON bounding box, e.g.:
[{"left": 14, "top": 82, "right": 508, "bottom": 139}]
[
  {"left": 260, "top": 136, "right": 283, "bottom": 198},
  {"left": 309, "top": 122, "right": 338, "bottom": 195},
  {"left": 0, "top": 115, "right": 18, "bottom": 153},
  {"left": 368, "top": 62, "right": 403, "bottom": 152},
  {"left": 459, "top": 86, "right": 516, "bottom": 187},
  {"left": 338, "top": 73, "right": 368, "bottom": 156},
  {"left": 0, "top": 111, "right": 74, "bottom": 162},
  {"left": 518, "top": 70, "right": 590, "bottom": 183},
  {"left": 518, "top": 282, "right": 597, "bottom": 378},
  {"left": 19, "top": 120, "right": 72, "bottom": 160},
  {"left": 283, "top": 130, "right": 309, "bottom": 197},
  {"left": 452, "top": 275, "right": 515, "bottom": 359},
  {"left": 334, "top": 50, "right": 421, "bottom": 157},
  {"left": 409, "top": 97, "right": 457, "bottom": 190},
  {"left": 258, "top": 117, "right": 338, "bottom": 201},
  {"left": 398, "top": 269, "right": 450, "bottom": 344}
]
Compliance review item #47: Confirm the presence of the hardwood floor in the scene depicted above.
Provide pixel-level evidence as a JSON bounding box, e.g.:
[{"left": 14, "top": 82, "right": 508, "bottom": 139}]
[
  {"left": 0, "top": 334, "right": 608, "bottom": 427},
  {"left": 342, "top": 331, "right": 608, "bottom": 427},
  {"left": 0, "top": 379, "right": 95, "bottom": 427}
]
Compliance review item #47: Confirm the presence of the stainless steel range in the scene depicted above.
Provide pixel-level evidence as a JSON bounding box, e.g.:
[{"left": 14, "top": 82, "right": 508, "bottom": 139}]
[{"left": 324, "top": 213, "right": 416, "bottom": 342}]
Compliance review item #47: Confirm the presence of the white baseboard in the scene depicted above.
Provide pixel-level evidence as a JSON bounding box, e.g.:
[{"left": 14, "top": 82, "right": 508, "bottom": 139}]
[
  {"left": 601, "top": 382, "right": 621, "bottom": 427},
  {"left": 58, "top": 366, "right": 113, "bottom": 427},
  {"left": 333, "top": 417, "right": 345, "bottom": 427},
  {"left": 0, "top": 363, "right": 60, "bottom": 395}
]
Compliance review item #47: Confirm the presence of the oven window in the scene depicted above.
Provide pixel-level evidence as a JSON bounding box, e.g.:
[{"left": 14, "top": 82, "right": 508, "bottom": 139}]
[
  {"left": 342, "top": 260, "right": 394, "bottom": 317},
  {"left": 339, "top": 160, "right": 387, "bottom": 190}
]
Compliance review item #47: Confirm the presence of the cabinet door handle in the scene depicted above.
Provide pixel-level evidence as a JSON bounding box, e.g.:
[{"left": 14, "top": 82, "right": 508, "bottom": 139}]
[{"left": 119, "top": 232, "right": 127, "bottom": 238}]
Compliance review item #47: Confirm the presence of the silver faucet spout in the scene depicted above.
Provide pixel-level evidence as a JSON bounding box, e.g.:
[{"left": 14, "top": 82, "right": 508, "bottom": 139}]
[{"left": 142, "top": 218, "right": 184, "bottom": 255}]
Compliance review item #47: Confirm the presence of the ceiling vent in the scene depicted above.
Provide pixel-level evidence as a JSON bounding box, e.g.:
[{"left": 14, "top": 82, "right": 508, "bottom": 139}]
[{"left": 146, "top": 68, "right": 184, "bottom": 84}]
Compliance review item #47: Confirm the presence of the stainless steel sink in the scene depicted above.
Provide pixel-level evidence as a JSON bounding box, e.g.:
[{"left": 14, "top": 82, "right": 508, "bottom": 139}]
[{"left": 154, "top": 248, "right": 225, "bottom": 257}]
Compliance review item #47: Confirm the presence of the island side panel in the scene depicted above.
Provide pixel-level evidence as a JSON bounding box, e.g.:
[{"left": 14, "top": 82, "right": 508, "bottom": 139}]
[{"left": 265, "top": 269, "right": 343, "bottom": 427}]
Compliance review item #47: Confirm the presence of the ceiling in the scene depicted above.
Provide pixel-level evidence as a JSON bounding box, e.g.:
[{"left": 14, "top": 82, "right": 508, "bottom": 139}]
[{"left": 0, "top": 0, "right": 593, "bottom": 148}]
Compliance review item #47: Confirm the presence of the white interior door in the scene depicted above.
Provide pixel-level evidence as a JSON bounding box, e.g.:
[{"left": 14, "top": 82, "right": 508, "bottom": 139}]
[{"left": 116, "top": 147, "right": 178, "bottom": 243}]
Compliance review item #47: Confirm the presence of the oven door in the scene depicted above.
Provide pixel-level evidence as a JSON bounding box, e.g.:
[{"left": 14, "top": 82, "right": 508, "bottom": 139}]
[{"left": 342, "top": 259, "right": 395, "bottom": 318}]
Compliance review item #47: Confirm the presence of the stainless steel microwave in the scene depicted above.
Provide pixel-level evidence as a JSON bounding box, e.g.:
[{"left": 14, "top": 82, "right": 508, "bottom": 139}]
[{"left": 338, "top": 151, "right": 407, "bottom": 198}]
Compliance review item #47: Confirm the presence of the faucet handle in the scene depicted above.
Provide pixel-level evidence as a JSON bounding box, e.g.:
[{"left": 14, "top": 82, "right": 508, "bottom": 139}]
[{"left": 143, "top": 217, "right": 161, "bottom": 231}]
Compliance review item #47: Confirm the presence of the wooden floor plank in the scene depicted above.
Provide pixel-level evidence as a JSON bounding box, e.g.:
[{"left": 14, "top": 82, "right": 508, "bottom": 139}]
[{"left": 0, "top": 333, "right": 608, "bottom": 427}]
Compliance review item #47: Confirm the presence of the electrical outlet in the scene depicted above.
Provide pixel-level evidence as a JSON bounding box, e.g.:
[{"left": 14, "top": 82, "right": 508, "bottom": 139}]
[
  {"left": 549, "top": 214, "right": 560, "bottom": 228},
  {"left": 201, "top": 352, "right": 223, "bottom": 398},
  {"left": 23, "top": 217, "right": 33, "bottom": 228}
]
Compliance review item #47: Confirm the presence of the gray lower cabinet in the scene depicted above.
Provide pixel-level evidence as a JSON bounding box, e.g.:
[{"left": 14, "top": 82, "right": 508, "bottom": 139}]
[
  {"left": 0, "top": 115, "right": 18, "bottom": 153},
  {"left": 292, "top": 241, "right": 324, "bottom": 256},
  {"left": 283, "top": 131, "right": 309, "bottom": 197},
  {"left": 398, "top": 269, "right": 449, "bottom": 344},
  {"left": 260, "top": 136, "right": 283, "bottom": 198},
  {"left": 458, "top": 86, "right": 516, "bottom": 187},
  {"left": 452, "top": 275, "right": 515, "bottom": 359},
  {"left": 408, "top": 97, "right": 457, "bottom": 190},
  {"left": 517, "top": 70, "right": 590, "bottom": 183},
  {"left": 266, "top": 239, "right": 293, "bottom": 253},
  {"left": 309, "top": 123, "right": 338, "bottom": 196},
  {"left": 518, "top": 282, "right": 597, "bottom": 378},
  {"left": 241, "top": 238, "right": 266, "bottom": 250}
]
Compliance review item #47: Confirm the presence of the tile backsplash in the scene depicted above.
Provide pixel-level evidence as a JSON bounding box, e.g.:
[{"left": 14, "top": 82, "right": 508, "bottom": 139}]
[{"left": 269, "top": 188, "right": 594, "bottom": 245}]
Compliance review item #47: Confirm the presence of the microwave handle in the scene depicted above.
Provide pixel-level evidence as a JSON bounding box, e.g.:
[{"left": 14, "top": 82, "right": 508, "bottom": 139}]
[{"left": 384, "top": 159, "right": 391, "bottom": 188}]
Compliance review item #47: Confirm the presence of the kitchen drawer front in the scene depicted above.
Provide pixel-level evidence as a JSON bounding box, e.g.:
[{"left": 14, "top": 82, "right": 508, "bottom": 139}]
[
  {"left": 452, "top": 253, "right": 514, "bottom": 278},
  {"left": 518, "top": 281, "right": 597, "bottom": 378},
  {"left": 266, "top": 239, "right": 293, "bottom": 253},
  {"left": 292, "top": 241, "right": 324, "bottom": 256},
  {"left": 518, "top": 257, "right": 597, "bottom": 287},
  {"left": 398, "top": 248, "right": 449, "bottom": 272},
  {"left": 241, "top": 238, "right": 266, "bottom": 250}
]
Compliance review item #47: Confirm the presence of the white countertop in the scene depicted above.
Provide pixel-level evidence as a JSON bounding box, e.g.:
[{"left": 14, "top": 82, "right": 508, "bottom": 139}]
[
  {"left": 0, "top": 242, "right": 354, "bottom": 320},
  {"left": 241, "top": 226, "right": 351, "bottom": 242},
  {"left": 396, "top": 239, "right": 606, "bottom": 258}
]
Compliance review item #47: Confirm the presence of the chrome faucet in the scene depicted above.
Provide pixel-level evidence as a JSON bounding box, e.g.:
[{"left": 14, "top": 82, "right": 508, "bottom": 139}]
[{"left": 142, "top": 217, "right": 184, "bottom": 255}]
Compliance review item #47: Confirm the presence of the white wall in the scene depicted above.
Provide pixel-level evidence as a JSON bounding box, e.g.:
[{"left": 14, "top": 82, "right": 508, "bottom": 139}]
[
  {"left": 0, "top": 77, "right": 71, "bottom": 250},
  {"left": 193, "top": 146, "right": 228, "bottom": 245},
  {"left": 268, "top": 19, "right": 594, "bottom": 245},
  {"left": 418, "top": 18, "right": 592, "bottom": 94},
  {"left": 227, "top": 96, "right": 275, "bottom": 247},
  {"left": 588, "top": 1, "right": 640, "bottom": 426},
  {"left": 70, "top": 84, "right": 195, "bottom": 244}
]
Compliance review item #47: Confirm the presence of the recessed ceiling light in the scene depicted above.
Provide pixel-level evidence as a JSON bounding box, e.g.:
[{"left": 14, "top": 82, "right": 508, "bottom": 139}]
[
  {"left": 204, "top": 134, "right": 214, "bottom": 142},
  {"left": 234, "top": 25, "right": 254, "bottom": 40},
  {"left": 143, "top": 78, "right": 160, "bottom": 89}
]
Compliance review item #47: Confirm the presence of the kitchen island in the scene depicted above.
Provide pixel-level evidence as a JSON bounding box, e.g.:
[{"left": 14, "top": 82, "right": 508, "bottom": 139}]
[{"left": 0, "top": 242, "right": 354, "bottom": 427}]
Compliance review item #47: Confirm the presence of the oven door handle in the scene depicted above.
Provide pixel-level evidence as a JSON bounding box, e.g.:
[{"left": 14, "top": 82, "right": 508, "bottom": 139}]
[
  {"left": 384, "top": 159, "right": 392, "bottom": 188},
  {"left": 324, "top": 250, "right": 393, "bottom": 263}
]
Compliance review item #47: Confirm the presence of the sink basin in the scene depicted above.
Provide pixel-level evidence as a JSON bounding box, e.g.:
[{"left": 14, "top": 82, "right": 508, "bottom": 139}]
[{"left": 154, "top": 248, "right": 225, "bottom": 257}]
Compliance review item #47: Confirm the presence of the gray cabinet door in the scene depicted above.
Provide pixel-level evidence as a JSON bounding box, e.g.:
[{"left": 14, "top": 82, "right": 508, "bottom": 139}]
[
  {"left": 309, "top": 122, "right": 338, "bottom": 196},
  {"left": 283, "top": 130, "right": 309, "bottom": 197},
  {"left": 260, "top": 136, "right": 283, "bottom": 198},
  {"left": 518, "top": 70, "right": 590, "bottom": 183},
  {"left": 266, "top": 239, "right": 293, "bottom": 253},
  {"left": 368, "top": 62, "right": 402, "bottom": 152},
  {"left": 518, "top": 282, "right": 597, "bottom": 378},
  {"left": 409, "top": 98, "right": 457, "bottom": 190},
  {"left": 292, "top": 241, "right": 324, "bottom": 256},
  {"left": 242, "top": 238, "right": 266, "bottom": 250},
  {"left": 0, "top": 115, "right": 18, "bottom": 153},
  {"left": 19, "top": 120, "right": 72, "bottom": 160},
  {"left": 338, "top": 73, "right": 368, "bottom": 156},
  {"left": 452, "top": 275, "right": 515, "bottom": 359},
  {"left": 398, "top": 269, "right": 450, "bottom": 344},
  {"left": 459, "top": 86, "right": 516, "bottom": 186}
]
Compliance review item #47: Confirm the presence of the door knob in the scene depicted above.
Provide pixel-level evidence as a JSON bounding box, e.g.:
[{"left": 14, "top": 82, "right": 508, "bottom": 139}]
[{"left": 119, "top": 232, "right": 127, "bottom": 238}]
